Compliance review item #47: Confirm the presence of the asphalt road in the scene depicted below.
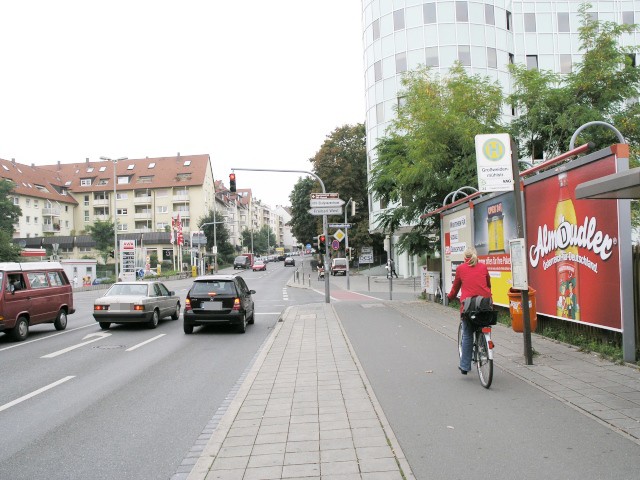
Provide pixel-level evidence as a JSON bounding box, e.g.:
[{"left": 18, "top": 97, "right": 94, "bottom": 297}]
[
  {"left": 0, "top": 261, "right": 314, "bottom": 480},
  {"left": 336, "top": 301, "right": 640, "bottom": 480}
]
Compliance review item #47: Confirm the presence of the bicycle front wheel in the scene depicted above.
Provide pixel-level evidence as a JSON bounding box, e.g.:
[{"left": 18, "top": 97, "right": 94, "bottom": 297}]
[
  {"left": 476, "top": 332, "right": 493, "bottom": 388},
  {"left": 457, "top": 322, "right": 463, "bottom": 360}
]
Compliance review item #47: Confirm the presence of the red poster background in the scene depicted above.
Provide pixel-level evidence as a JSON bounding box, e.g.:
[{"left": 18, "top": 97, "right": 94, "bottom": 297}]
[{"left": 524, "top": 156, "right": 622, "bottom": 331}]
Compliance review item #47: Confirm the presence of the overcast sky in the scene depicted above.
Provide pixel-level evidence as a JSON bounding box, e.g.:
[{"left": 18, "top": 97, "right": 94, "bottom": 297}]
[{"left": 0, "top": 0, "right": 365, "bottom": 208}]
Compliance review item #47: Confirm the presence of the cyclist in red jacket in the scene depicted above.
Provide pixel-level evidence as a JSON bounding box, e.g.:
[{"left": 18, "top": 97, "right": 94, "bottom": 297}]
[{"left": 447, "top": 247, "right": 492, "bottom": 375}]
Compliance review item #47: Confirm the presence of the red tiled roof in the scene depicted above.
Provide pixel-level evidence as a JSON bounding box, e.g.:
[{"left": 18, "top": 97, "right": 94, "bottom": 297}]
[
  {"left": 0, "top": 157, "right": 78, "bottom": 205},
  {"left": 39, "top": 154, "right": 211, "bottom": 193}
]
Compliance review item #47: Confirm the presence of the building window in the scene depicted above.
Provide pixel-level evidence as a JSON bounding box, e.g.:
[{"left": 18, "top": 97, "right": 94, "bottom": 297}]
[
  {"left": 372, "top": 19, "right": 380, "bottom": 40},
  {"left": 425, "top": 46, "right": 439, "bottom": 67},
  {"left": 397, "top": 96, "right": 407, "bottom": 109},
  {"left": 558, "top": 12, "right": 570, "bottom": 32},
  {"left": 34, "top": 200, "right": 39, "bottom": 208},
  {"left": 157, "top": 205, "right": 168, "bottom": 214},
  {"left": 117, "top": 208, "right": 128, "bottom": 215},
  {"left": 138, "top": 176, "right": 153, "bottom": 183},
  {"left": 487, "top": 47, "right": 497, "bottom": 68},
  {"left": 526, "top": 55, "right": 538, "bottom": 70},
  {"left": 456, "top": 2, "right": 468, "bottom": 22},
  {"left": 627, "top": 54, "right": 637, "bottom": 67},
  {"left": 393, "top": 9, "right": 405, "bottom": 31},
  {"left": 117, "top": 223, "right": 128, "bottom": 231},
  {"left": 65, "top": 205, "right": 68, "bottom": 212},
  {"left": 509, "top": 53, "right": 515, "bottom": 65},
  {"left": 176, "top": 173, "right": 192, "bottom": 181},
  {"left": 94, "top": 192, "right": 108, "bottom": 200},
  {"left": 623, "top": 11, "right": 635, "bottom": 25},
  {"left": 84, "top": 195, "right": 89, "bottom": 206},
  {"left": 376, "top": 103, "right": 384, "bottom": 123},
  {"left": 80, "top": 178, "right": 92, "bottom": 186},
  {"left": 485, "top": 4, "right": 495, "bottom": 25},
  {"left": 395, "top": 52, "right": 407, "bottom": 73},
  {"left": 84, "top": 210, "right": 89, "bottom": 222},
  {"left": 374, "top": 60, "right": 382, "bottom": 81},
  {"left": 12, "top": 197, "right": 19, "bottom": 205},
  {"left": 97, "top": 178, "right": 109, "bottom": 185},
  {"left": 560, "top": 54, "right": 572, "bottom": 73},
  {"left": 117, "top": 176, "right": 130, "bottom": 184},
  {"left": 506, "top": 11, "right": 512, "bottom": 31},
  {"left": 458, "top": 45, "right": 471, "bottom": 66},
  {"left": 423, "top": 3, "right": 436, "bottom": 24},
  {"left": 524, "top": 13, "right": 536, "bottom": 32},
  {"left": 25, "top": 198, "right": 31, "bottom": 207},
  {"left": 116, "top": 192, "right": 128, "bottom": 200},
  {"left": 157, "top": 222, "right": 169, "bottom": 230},
  {"left": 65, "top": 220, "right": 69, "bottom": 228},
  {"left": 34, "top": 217, "right": 38, "bottom": 224},
  {"left": 26, "top": 216, "right": 30, "bottom": 223}
]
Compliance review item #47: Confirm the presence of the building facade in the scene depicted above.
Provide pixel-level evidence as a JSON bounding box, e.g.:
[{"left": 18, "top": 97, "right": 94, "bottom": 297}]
[{"left": 361, "top": 0, "right": 640, "bottom": 275}]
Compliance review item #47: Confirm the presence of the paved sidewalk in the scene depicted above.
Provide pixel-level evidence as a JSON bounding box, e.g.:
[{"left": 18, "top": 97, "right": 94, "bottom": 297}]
[{"left": 186, "top": 302, "right": 415, "bottom": 480}]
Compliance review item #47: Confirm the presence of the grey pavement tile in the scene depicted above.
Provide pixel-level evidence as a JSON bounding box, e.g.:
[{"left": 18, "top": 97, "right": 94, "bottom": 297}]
[
  {"left": 284, "top": 450, "right": 320, "bottom": 465},
  {"left": 347, "top": 410, "right": 378, "bottom": 421},
  {"left": 251, "top": 442, "right": 286, "bottom": 456},
  {"left": 235, "top": 410, "right": 265, "bottom": 421},
  {"left": 608, "top": 417, "right": 640, "bottom": 430},
  {"left": 255, "top": 432, "right": 288, "bottom": 445},
  {"left": 320, "top": 428, "right": 353, "bottom": 440},
  {"left": 320, "top": 412, "right": 349, "bottom": 422},
  {"left": 247, "top": 453, "right": 285, "bottom": 468},
  {"left": 592, "top": 409, "right": 629, "bottom": 420},
  {"left": 601, "top": 398, "right": 640, "bottom": 410},
  {"left": 291, "top": 414, "right": 319, "bottom": 424},
  {"left": 227, "top": 426, "right": 259, "bottom": 438},
  {"left": 231, "top": 419, "right": 262, "bottom": 429},
  {"left": 618, "top": 392, "right": 640, "bottom": 402},
  {"left": 321, "top": 460, "right": 360, "bottom": 475},
  {"left": 261, "top": 415, "right": 291, "bottom": 426},
  {"left": 361, "top": 472, "right": 404, "bottom": 480},
  {"left": 618, "top": 407, "right": 640, "bottom": 420},
  {"left": 243, "top": 465, "right": 283, "bottom": 480},
  {"left": 321, "top": 448, "right": 357, "bottom": 463},
  {"left": 292, "top": 407, "right": 319, "bottom": 416},
  {"left": 352, "top": 435, "right": 388, "bottom": 448},
  {"left": 281, "top": 463, "right": 321, "bottom": 478},
  {"left": 351, "top": 427, "right": 386, "bottom": 440},
  {"left": 288, "top": 430, "right": 320, "bottom": 442},
  {"left": 285, "top": 440, "right": 320, "bottom": 453},
  {"left": 217, "top": 445, "right": 253, "bottom": 458},
  {"left": 204, "top": 468, "right": 244, "bottom": 480},
  {"left": 359, "top": 457, "right": 401, "bottom": 473},
  {"left": 322, "top": 473, "right": 363, "bottom": 480},
  {"left": 221, "top": 435, "right": 256, "bottom": 447},
  {"left": 320, "top": 420, "right": 351, "bottom": 431},
  {"left": 320, "top": 437, "right": 355, "bottom": 451},
  {"left": 356, "top": 446, "right": 395, "bottom": 459},
  {"left": 211, "top": 455, "right": 249, "bottom": 470},
  {"left": 259, "top": 423, "right": 290, "bottom": 435},
  {"left": 349, "top": 418, "right": 382, "bottom": 429}
]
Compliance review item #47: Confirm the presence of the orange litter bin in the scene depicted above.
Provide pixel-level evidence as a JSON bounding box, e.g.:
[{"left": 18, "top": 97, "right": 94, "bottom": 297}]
[{"left": 508, "top": 287, "right": 537, "bottom": 333}]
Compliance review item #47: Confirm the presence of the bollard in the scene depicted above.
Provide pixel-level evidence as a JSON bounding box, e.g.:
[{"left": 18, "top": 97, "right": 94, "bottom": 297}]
[
  {"left": 368, "top": 276, "right": 370, "bottom": 291},
  {"left": 308, "top": 274, "right": 311, "bottom": 287}
]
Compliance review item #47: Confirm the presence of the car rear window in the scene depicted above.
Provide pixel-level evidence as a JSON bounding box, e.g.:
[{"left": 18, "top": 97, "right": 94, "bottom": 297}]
[
  {"left": 191, "top": 281, "right": 236, "bottom": 296},
  {"left": 108, "top": 284, "right": 149, "bottom": 296}
]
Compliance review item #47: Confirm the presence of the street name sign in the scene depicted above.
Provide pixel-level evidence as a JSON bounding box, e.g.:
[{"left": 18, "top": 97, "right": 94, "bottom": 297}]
[
  {"left": 310, "top": 198, "right": 345, "bottom": 207},
  {"left": 329, "top": 223, "right": 352, "bottom": 229},
  {"left": 310, "top": 192, "right": 339, "bottom": 199},
  {"left": 308, "top": 207, "right": 343, "bottom": 215}
]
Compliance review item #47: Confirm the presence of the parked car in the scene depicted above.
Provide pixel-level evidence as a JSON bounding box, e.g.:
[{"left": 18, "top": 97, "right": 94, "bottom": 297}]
[
  {"left": 92, "top": 277, "right": 113, "bottom": 285},
  {"left": 331, "top": 258, "right": 348, "bottom": 276},
  {"left": 252, "top": 260, "right": 267, "bottom": 271},
  {"left": 93, "top": 281, "right": 180, "bottom": 330},
  {"left": 284, "top": 257, "right": 295, "bottom": 267},
  {"left": 183, "top": 275, "right": 255, "bottom": 334},
  {"left": 0, "top": 262, "right": 75, "bottom": 341},
  {"left": 233, "top": 255, "right": 251, "bottom": 269}
]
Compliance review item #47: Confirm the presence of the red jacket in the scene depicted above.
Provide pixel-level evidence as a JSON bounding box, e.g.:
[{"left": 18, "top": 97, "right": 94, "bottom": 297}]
[{"left": 447, "top": 260, "right": 492, "bottom": 311}]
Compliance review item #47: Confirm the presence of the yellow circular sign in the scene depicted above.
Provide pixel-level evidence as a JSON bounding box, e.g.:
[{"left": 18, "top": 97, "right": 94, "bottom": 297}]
[{"left": 482, "top": 138, "right": 506, "bottom": 161}]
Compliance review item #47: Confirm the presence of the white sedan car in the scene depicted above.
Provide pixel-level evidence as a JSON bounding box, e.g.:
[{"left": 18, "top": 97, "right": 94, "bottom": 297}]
[{"left": 93, "top": 281, "right": 181, "bottom": 330}]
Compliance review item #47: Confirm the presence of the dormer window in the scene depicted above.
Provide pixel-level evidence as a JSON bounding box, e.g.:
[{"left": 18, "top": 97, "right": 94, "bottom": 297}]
[
  {"left": 148, "top": 163, "right": 156, "bottom": 169},
  {"left": 99, "top": 166, "right": 106, "bottom": 172},
  {"left": 87, "top": 167, "right": 94, "bottom": 173},
  {"left": 97, "top": 178, "right": 109, "bottom": 185},
  {"left": 177, "top": 173, "right": 192, "bottom": 181},
  {"left": 80, "top": 178, "right": 92, "bottom": 186},
  {"left": 138, "top": 175, "right": 153, "bottom": 183},
  {"left": 127, "top": 164, "right": 134, "bottom": 170},
  {"left": 117, "top": 176, "right": 130, "bottom": 184},
  {"left": 183, "top": 160, "right": 191, "bottom": 166}
]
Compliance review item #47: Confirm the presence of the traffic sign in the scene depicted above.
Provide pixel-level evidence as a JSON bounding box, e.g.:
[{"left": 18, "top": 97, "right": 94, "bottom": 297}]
[
  {"left": 333, "top": 229, "right": 345, "bottom": 242},
  {"left": 310, "top": 198, "right": 345, "bottom": 207},
  {"left": 359, "top": 254, "right": 373, "bottom": 264},
  {"left": 308, "top": 207, "right": 343, "bottom": 215},
  {"left": 329, "top": 223, "right": 352, "bottom": 229},
  {"left": 331, "top": 239, "right": 340, "bottom": 250},
  {"left": 310, "top": 192, "right": 339, "bottom": 199}
]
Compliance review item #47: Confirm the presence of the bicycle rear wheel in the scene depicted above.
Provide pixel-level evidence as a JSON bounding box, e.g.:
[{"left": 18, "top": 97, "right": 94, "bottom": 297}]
[
  {"left": 475, "top": 332, "right": 493, "bottom": 388},
  {"left": 457, "top": 322, "right": 463, "bottom": 359}
]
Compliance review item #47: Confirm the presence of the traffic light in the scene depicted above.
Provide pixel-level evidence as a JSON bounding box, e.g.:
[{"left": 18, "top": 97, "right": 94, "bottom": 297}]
[
  {"left": 229, "top": 173, "right": 236, "bottom": 193},
  {"left": 319, "top": 235, "right": 326, "bottom": 249},
  {"left": 312, "top": 236, "right": 319, "bottom": 249},
  {"left": 109, "top": 250, "right": 115, "bottom": 258}
]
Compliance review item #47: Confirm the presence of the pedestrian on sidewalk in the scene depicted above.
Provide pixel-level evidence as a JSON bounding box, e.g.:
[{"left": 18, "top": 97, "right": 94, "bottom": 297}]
[
  {"left": 447, "top": 247, "right": 492, "bottom": 375},
  {"left": 386, "top": 258, "right": 398, "bottom": 278}
]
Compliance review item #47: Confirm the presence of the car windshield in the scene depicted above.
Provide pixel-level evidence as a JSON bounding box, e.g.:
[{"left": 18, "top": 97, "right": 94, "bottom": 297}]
[
  {"left": 107, "top": 284, "right": 149, "bottom": 296},
  {"left": 191, "top": 281, "right": 236, "bottom": 296}
]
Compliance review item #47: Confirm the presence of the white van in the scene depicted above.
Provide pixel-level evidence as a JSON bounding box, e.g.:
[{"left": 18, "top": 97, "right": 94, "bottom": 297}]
[{"left": 331, "top": 258, "right": 348, "bottom": 276}]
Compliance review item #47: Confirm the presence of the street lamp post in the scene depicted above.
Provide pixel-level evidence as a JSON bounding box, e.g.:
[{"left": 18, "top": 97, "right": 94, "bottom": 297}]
[{"left": 101, "top": 156, "right": 127, "bottom": 281}]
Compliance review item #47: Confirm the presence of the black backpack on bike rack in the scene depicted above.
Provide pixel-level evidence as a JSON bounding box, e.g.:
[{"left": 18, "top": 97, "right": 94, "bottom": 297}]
[{"left": 462, "top": 296, "right": 498, "bottom": 327}]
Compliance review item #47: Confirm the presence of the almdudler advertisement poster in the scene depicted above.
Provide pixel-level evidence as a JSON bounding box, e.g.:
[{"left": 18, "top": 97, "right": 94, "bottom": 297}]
[
  {"left": 473, "top": 193, "right": 518, "bottom": 306},
  {"left": 523, "top": 154, "right": 622, "bottom": 331},
  {"left": 442, "top": 208, "right": 472, "bottom": 296}
]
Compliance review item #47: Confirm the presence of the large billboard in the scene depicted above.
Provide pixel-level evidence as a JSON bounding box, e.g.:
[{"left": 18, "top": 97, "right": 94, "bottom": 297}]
[
  {"left": 523, "top": 153, "right": 621, "bottom": 331},
  {"left": 473, "top": 192, "right": 519, "bottom": 306},
  {"left": 442, "top": 208, "right": 472, "bottom": 295}
]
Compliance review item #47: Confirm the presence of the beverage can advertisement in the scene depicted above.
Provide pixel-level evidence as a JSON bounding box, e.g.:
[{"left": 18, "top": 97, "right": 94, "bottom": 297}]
[{"left": 523, "top": 154, "right": 621, "bottom": 331}]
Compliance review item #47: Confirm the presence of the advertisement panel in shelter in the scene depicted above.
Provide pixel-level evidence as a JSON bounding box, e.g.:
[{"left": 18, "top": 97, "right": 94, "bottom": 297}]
[
  {"left": 442, "top": 209, "right": 472, "bottom": 295},
  {"left": 473, "top": 192, "right": 518, "bottom": 306},
  {"left": 524, "top": 155, "right": 621, "bottom": 331}
]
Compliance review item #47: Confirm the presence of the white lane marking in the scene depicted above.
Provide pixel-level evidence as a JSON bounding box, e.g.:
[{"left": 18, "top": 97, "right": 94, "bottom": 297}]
[
  {"left": 41, "top": 332, "right": 111, "bottom": 358},
  {"left": 126, "top": 334, "right": 166, "bottom": 352},
  {"left": 0, "top": 323, "right": 97, "bottom": 353},
  {"left": 0, "top": 376, "right": 75, "bottom": 413}
]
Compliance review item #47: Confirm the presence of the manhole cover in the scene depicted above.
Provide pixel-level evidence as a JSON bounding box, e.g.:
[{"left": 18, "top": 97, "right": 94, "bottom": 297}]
[{"left": 93, "top": 345, "right": 126, "bottom": 349}]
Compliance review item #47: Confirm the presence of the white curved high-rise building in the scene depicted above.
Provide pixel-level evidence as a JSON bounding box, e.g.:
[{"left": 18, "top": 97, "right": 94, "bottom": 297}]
[{"left": 362, "top": 0, "right": 639, "bottom": 276}]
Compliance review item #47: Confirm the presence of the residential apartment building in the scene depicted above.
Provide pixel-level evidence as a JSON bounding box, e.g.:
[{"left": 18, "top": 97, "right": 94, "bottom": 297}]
[
  {"left": 1, "top": 158, "right": 77, "bottom": 239},
  {"left": 361, "top": 0, "right": 640, "bottom": 275}
]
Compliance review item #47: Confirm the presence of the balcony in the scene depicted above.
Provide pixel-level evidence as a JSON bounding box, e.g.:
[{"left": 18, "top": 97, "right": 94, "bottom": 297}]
[
  {"left": 172, "top": 194, "right": 190, "bottom": 202},
  {"left": 134, "top": 196, "right": 152, "bottom": 204},
  {"left": 94, "top": 214, "right": 109, "bottom": 221},
  {"left": 43, "top": 207, "right": 61, "bottom": 217},
  {"left": 93, "top": 199, "right": 109, "bottom": 207},
  {"left": 134, "top": 211, "right": 152, "bottom": 219},
  {"left": 173, "top": 210, "right": 190, "bottom": 218}
]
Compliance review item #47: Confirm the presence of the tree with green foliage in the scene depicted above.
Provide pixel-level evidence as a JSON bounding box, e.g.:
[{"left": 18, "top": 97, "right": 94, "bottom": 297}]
[
  {"left": 0, "top": 230, "right": 21, "bottom": 262},
  {"left": 288, "top": 176, "right": 318, "bottom": 246},
  {"left": 369, "top": 65, "right": 504, "bottom": 255},
  {"left": 0, "top": 180, "right": 22, "bottom": 261},
  {"left": 85, "top": 220, "right": 115, "bottom": 263},
  {"left": 198, "top": 209, "right": 235, "bottom": 264}
]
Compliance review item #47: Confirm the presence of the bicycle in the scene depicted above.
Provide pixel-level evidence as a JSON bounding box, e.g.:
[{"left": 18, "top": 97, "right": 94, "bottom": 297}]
[{"left": 458, "top": 320, "right": 494, "bottom": 388}]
